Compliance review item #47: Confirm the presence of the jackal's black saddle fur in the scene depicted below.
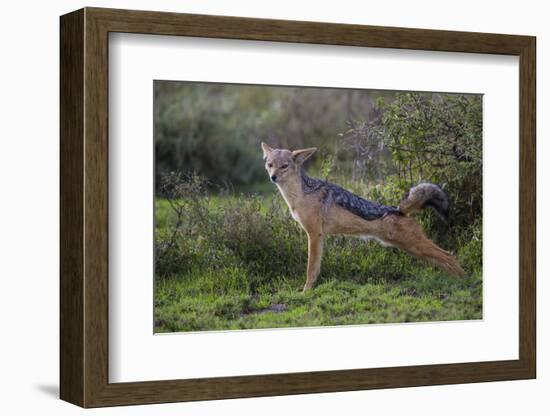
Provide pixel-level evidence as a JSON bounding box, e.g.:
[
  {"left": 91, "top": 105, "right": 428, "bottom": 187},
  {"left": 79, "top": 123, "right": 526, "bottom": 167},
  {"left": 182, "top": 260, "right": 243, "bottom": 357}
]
[{"left": 300, "top": 170, "right": 400, "bottom": 221}]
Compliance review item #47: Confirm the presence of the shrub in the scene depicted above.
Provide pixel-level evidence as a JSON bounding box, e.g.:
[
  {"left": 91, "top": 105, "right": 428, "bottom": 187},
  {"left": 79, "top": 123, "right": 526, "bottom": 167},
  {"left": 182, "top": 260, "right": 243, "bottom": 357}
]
[{"left": 343, "top": 92, "right": 482, "bottom": 230}]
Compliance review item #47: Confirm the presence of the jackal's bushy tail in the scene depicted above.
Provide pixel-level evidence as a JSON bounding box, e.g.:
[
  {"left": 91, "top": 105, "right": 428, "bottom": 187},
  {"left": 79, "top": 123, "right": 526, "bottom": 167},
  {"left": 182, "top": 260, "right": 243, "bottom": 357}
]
[{"left": 399, "top": 183, "right": 450, "bottom": 223}]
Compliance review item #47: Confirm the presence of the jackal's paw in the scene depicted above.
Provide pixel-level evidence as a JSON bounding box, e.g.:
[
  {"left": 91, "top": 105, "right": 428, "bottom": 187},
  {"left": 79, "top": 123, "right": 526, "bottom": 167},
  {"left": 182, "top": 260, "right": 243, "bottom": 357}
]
[{"left": 301, "top": 285, "right": 312, "bottom": 293}]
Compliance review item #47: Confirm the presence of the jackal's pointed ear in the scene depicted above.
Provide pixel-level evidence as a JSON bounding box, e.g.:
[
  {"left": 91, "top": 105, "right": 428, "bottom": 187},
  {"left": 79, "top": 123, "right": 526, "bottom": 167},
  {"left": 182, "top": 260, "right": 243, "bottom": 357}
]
[
  {"left": 291, "top": 147, "right": 317, "bottom": 165},
  {"left": 261, "top": 142, "right": 273, "bottom": 161}
]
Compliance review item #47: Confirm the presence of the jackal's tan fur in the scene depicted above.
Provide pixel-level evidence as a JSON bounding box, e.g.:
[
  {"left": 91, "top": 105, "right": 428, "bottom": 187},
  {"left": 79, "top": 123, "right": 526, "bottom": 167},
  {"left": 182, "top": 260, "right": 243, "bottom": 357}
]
[{"left": 261, "top": 142, "right": 466, "bottom": 292}]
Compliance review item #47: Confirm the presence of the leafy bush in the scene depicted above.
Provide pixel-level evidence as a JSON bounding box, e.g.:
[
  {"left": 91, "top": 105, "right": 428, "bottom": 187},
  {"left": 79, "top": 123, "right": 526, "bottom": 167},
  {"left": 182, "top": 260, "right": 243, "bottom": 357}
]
[{"left": 343, "top": 92, "right": 482, "bottom": 229}]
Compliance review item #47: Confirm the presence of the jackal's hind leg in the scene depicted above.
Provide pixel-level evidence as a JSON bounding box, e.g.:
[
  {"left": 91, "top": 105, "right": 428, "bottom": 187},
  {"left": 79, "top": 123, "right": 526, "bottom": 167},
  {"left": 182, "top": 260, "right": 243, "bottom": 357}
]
[
  {"left": 383, "top": 216, "right": 466, "bottom": 277},
  {"left": 405, "top": 237, "right": 466, "bottom": 277}
]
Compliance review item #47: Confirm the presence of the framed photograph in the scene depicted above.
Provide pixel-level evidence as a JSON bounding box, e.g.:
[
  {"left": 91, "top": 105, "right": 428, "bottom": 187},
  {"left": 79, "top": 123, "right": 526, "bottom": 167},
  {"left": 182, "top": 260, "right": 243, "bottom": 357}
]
[{"left": 60, "top": 7, "right": 536, "bottom": 408}]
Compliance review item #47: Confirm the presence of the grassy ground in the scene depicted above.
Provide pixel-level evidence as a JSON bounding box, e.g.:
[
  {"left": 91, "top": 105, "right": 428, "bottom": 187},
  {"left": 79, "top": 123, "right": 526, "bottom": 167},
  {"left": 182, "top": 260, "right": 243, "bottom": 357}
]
[
  {"left": 154, "top": 192, "right": 482, "bottom": 333},
  {"left": 155, "top": 273, "right": 481, "bottom": 332}
]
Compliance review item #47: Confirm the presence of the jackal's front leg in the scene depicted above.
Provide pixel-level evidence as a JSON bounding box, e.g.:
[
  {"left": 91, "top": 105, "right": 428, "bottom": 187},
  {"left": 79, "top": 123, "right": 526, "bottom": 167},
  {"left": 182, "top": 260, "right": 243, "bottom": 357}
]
[{"left": 303, "top": 234, "right": 324, "bottom": 292}]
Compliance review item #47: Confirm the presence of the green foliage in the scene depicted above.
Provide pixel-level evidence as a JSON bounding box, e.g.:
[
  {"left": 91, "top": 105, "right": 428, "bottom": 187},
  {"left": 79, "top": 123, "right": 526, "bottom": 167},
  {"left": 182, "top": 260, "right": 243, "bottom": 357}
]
[
  {"left": 344, "top": 92, "right": 482, "bottom": 229},
  {"left": 319, "top": 152, "right": 335, "bottom": 181},
  {"left": 154, "top": 83, "right": 266, "bottom": 191},
  {"left": 154, "top": 82, "right": 394, "bottom": 192}
]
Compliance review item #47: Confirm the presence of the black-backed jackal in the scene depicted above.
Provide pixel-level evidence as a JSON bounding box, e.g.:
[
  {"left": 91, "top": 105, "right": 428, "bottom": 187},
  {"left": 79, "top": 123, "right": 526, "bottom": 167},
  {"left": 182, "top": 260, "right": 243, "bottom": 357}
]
[{"left": 261, "top": 142, "right": 466, "bottom": 292}]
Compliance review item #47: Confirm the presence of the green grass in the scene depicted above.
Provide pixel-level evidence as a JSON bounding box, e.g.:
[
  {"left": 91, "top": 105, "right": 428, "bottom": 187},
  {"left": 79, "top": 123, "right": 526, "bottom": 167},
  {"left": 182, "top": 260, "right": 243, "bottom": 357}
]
[
  {"left": 154, "top": 182, "right": 482, "bottom": 333},
  {"left": 155, "top": 270, "right": 482, "bottom": 332}
]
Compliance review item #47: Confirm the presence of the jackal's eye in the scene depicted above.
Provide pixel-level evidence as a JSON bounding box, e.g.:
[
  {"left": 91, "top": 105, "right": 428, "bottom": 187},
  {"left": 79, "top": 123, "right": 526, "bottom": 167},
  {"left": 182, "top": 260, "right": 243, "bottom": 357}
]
[
  {"left": 281, "top": 164, "right": 289, "bottom": 169},
  {"left": 267, "top": 163, "right": 273, "bottom": 168}
]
